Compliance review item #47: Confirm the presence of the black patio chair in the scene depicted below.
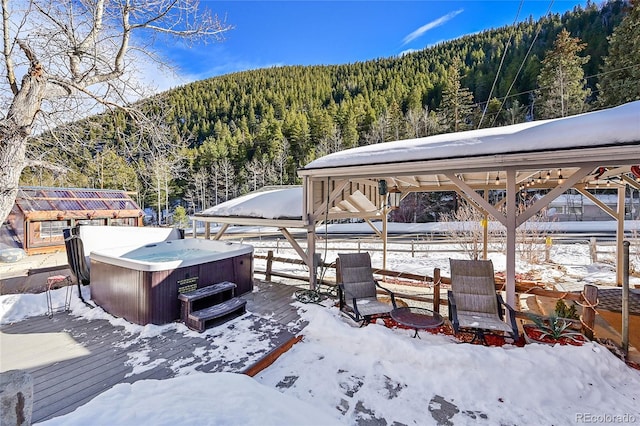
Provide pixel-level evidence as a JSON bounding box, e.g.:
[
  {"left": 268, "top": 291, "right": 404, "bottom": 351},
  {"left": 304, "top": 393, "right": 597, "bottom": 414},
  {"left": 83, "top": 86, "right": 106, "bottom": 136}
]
[
  {"left": 448, "top": 258, "right": 518, "bottom": 344},
  {"left": 336, "top": 252, "right": 396, "bottom": 325}
]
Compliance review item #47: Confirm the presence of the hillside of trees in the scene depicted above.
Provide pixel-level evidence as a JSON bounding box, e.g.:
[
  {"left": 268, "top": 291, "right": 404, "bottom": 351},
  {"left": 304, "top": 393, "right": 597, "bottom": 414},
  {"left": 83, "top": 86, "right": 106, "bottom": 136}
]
[{"left": 22, "top": 0, "right": 639, "bottom": 223}]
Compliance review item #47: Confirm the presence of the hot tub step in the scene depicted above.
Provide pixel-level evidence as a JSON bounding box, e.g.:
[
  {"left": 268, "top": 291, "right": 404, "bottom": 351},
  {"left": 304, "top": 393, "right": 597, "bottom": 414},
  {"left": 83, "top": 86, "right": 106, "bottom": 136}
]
[
  {"left": 186, "top": 297, "right": 247, "bottom": 333},
  {"left": 178, "top": 281, "right": 237, "bottom": 303},
  {"left": 179, "top": 281, "right": 238, "bottom": 321}
]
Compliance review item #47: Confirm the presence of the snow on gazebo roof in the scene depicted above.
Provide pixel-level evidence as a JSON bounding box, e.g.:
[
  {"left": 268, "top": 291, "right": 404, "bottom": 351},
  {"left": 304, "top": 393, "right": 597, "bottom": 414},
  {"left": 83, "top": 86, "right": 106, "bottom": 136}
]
[
  {"left": 302, "top": 101, "right": 640, "bottom": 171},
  {"left": 197, "top": 186, "right": 303, "bottom": 221}
]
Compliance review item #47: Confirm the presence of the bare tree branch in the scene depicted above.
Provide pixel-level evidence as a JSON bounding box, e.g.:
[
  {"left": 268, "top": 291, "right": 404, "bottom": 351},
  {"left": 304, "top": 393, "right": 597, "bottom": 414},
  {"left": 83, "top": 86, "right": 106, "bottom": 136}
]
[
  {"left": 2, "top": 0, "right": 17, "bottom": 94},
  {"left": 23, "top": 158, "right": 68, "bottom": 174}
]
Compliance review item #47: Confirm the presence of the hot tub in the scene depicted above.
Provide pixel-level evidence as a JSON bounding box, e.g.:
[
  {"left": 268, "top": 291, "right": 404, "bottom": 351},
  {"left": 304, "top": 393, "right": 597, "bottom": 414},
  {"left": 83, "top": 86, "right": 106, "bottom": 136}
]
[{"left": 90, "top": 239, "right": 254, "bottom": 325}]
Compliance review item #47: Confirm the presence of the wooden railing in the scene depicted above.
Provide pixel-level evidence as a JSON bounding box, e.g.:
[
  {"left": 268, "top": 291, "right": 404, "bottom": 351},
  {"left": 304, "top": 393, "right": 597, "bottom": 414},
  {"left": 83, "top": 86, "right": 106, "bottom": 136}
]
[{"left": 254, "top": 250, "right": 599, "bottom": 339}]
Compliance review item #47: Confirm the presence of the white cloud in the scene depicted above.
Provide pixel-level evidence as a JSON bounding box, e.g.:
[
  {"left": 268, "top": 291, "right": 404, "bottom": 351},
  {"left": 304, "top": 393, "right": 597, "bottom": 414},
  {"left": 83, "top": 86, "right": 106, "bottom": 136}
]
[
  {"left": 145, "top": 39, "right": 285, "bottom": 90},
  {"left": 402, "top": 9, "right": 464, "bottom": 46},
  {"left": 136, "top": 61, "right": 192, "bottom": 94}
]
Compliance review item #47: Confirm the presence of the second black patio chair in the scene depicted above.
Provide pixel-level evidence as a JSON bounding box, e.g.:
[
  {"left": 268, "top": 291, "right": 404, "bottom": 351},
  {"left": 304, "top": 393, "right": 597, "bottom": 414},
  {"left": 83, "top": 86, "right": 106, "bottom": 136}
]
[
  {"left": 63, "top": 227, "right": 93, "bottom": 308},
  {"left": 336, "top": 253, "right": 397, "bottom": 325},
  {"left": 448, "top": 258, "right": 519, "bottom": 344}
]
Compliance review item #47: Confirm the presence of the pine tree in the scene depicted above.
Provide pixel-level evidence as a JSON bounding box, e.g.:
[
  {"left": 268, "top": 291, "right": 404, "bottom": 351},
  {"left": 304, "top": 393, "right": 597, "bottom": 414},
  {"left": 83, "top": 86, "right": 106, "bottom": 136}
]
[
  {"left": 535, "top": 29, "right": 591, "bottom": 119},
  {"left": 439, "top": 58, "right": 475, "bottom": 132},
  {"left": 597, "top": 0, "right": 640, "bottom": 107}
]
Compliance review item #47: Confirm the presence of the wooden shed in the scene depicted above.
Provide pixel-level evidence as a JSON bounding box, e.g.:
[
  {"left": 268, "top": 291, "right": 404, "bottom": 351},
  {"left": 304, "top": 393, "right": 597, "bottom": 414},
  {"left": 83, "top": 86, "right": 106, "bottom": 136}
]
[{"left": 7, "top": 187, "right": 144, "bottom": 255}]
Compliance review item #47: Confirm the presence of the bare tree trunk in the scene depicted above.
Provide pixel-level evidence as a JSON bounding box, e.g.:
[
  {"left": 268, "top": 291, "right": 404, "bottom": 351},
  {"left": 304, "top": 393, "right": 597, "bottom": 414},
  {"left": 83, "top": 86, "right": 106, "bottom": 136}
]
[
  {"left": 165, "top": 178, "right": 169, "bottom": 225},
  {"left": 0, "top": 70, "right": 47, "bottom": 221},
  {"left": 157, "top": 174, "right": 162, "bottom": 225},
  {"left": 0, "top": 134, "right": 26, "bottom": 222}
]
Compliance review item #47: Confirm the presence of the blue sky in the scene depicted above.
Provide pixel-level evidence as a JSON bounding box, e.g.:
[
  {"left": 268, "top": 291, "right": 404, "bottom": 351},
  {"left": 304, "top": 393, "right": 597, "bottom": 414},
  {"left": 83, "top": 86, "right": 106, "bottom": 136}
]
[{"left": 160, "top": 0, "right": 587, "bottom": 85}]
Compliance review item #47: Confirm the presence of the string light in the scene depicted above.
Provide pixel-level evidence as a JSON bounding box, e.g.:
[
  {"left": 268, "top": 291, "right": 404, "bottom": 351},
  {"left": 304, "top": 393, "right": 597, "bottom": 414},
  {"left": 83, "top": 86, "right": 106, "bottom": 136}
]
[
  {"left": 536, "top": 173, "right": 542, "bottom": 184},
  {"left": 545, "top": 171, "right": 551, "bottom": 181},
  {"left": 495, "top": 175, "right": 500, "bottom": 185},
  {"left": 558, "top": 169, "right": 564, "bottom": 184}
]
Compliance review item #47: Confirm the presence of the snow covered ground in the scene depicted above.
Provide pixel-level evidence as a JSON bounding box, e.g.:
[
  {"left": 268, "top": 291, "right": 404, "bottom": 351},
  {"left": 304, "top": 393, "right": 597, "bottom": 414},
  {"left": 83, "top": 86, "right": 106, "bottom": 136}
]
[{"left": 2, "top": 242, "right": 639, "bottom": 425}]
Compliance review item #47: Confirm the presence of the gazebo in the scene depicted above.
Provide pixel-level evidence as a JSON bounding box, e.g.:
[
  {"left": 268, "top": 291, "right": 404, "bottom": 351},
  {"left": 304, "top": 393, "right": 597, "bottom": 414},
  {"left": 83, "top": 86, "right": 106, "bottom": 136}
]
[{"left": 297, "top": 101, "right": 640, "bottom": 312}]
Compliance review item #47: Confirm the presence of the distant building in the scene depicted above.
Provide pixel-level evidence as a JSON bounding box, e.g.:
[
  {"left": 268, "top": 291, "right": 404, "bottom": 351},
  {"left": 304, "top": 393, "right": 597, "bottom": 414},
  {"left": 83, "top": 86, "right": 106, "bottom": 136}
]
[
  {"left": 6, "top": 187, "right": 143, "bottom": 255},
  {"left": 546, "top": 192, "right": 639, "bottom": 221}
]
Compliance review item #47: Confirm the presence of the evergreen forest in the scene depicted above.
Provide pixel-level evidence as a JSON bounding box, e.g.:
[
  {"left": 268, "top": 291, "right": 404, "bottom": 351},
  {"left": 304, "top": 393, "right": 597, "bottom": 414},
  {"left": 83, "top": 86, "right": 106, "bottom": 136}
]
[{"left": 22, "top": 0, "right": 640, "bottom": 223}]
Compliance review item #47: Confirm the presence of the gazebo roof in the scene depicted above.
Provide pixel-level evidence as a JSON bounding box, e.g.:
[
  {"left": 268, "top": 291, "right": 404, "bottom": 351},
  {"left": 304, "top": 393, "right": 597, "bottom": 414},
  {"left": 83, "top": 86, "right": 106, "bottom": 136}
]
[{"left": 301, "top": 101, "right": 639, "bottom": 174}]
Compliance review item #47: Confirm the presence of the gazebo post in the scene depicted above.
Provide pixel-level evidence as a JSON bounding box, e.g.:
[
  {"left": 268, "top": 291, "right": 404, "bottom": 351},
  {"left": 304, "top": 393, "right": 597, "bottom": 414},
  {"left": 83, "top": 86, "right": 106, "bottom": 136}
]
[
  {"left": 304, "top": 178, "right": 317, "bottom": 290},
  {"left": 505, "top": 168, "right": 517, "bottom": 310},
  {"left": 616, "top": 186, "right": 625, "bottom": 285},
  {"left": 382, "top": 206, "right": 388, "bottom": 271},
  {"left": 307, "top": 226, "right": 317, "bottom": 290},
  {"left": 483, "top": 189, "right": 489, "bottom": 260}
]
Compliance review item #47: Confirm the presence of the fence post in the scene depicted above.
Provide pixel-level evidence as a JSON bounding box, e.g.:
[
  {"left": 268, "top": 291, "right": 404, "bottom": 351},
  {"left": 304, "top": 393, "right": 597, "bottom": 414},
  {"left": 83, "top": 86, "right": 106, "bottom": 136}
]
[
  {"left": 582, "top": 284, "right": 598, "bottom": 340},
  {"left": 411, "top": 241, "right": 415, "bottom": 258},
  {"left": 545, "top": 236, "right": 552, "bottom": 263},
  {"left": 589, "top": 237, "right": 598, "bottom": 263},
  {"left": 276, "top": 238, "right": 280, "bottom": 254},
  {"left": 266, "top": 250, "right": 274, "bottom": 282},
  {"left": 357, "top": 239, "right": 361, "bottom": 253},
  {"left": 433, "top": 268, "right": 441, "bottom": 313}
]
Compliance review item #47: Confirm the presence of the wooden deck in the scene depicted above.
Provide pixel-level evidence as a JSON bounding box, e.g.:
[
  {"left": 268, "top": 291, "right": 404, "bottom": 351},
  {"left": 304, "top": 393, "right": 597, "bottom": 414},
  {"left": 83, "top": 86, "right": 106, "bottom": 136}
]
[{"left": 1, "top": 279, "right": 310, "bottom": 423}]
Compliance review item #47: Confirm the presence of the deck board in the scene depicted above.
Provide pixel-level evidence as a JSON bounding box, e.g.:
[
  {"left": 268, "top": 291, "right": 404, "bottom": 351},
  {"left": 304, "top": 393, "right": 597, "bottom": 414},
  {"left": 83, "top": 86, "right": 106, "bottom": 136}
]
[{"left": 1, "top": 279, "right": 310, "bottom": 423}]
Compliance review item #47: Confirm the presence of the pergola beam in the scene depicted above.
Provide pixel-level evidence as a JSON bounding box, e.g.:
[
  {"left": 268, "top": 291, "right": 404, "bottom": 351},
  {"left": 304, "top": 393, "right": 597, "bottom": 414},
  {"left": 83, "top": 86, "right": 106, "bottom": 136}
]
[
  {"left": 575, "top": 188, "right": 617, "bottom": 219},
  {"left": 279, "top": 227, "right": 310, "bottom": 265},
  {"left": 516, "top": 166, "right": 596, "bottom": 227},
  {"left": 445, "top": 172, "right": 506, "bottom": 226}
]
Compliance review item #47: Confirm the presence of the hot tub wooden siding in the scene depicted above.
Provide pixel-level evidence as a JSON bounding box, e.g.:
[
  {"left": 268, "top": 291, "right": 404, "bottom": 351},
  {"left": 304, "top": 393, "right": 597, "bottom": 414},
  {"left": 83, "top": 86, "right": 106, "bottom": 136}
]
[{"left": 90, "top": 253, "right": 253, "bottom": 325}]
